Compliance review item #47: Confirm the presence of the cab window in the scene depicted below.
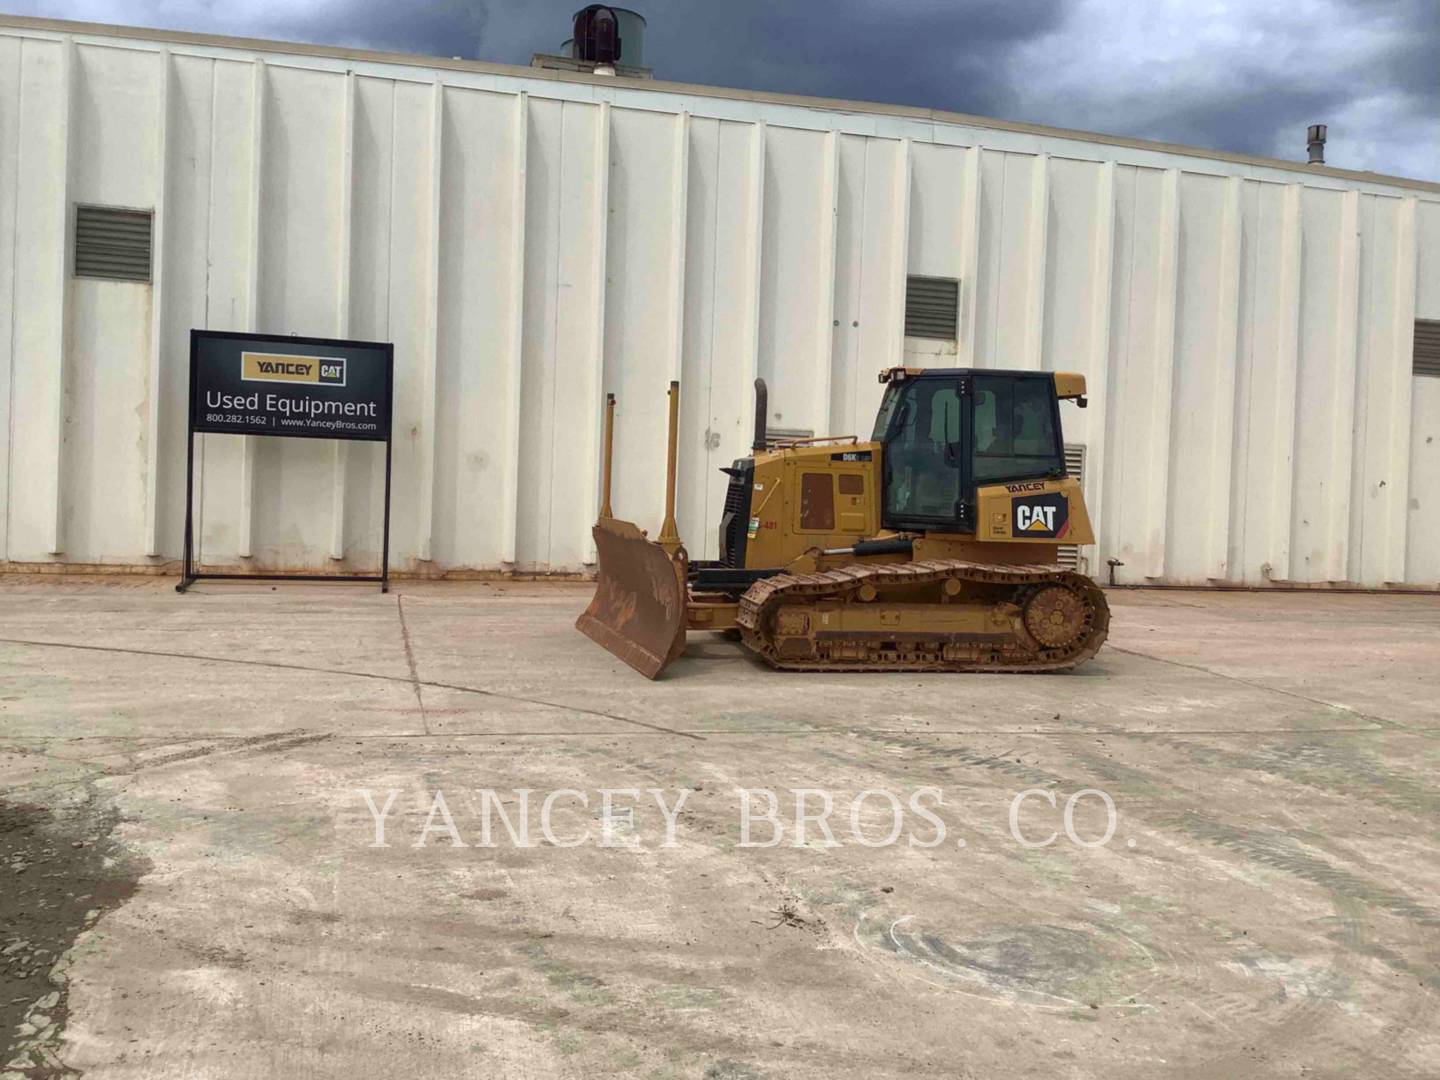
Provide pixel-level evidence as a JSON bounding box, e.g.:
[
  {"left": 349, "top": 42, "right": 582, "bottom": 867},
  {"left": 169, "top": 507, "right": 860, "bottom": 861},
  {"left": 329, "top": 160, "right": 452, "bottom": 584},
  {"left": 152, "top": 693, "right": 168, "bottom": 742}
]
[
  {"left": 871, "top": 385, "right": 903, "bottom": 442},
  {"left": 973, "top": 375, "right": 1062, "bottom": 483}
]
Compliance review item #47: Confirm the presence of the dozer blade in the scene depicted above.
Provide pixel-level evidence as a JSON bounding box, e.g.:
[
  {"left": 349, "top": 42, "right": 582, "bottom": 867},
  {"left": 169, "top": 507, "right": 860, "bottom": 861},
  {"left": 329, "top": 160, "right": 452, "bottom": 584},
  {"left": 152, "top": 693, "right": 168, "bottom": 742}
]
[{"left": 576, "top": 517, "right": 687, "bottom": 679}]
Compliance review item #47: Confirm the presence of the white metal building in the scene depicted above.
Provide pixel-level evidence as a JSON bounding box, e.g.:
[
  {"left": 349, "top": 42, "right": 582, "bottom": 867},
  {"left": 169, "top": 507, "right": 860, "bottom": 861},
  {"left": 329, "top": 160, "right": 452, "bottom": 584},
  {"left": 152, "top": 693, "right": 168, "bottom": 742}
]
[{"left": 1, "top": 13, "right": 1438, "bottom": 587}]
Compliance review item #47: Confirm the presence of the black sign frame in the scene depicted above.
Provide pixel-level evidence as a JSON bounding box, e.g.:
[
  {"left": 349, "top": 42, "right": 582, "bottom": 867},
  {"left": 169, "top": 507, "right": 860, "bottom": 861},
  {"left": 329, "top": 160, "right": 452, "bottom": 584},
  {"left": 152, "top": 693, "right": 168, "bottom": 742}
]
[{"left": 177, "top": 329, "right": 395, "bottom": 594}]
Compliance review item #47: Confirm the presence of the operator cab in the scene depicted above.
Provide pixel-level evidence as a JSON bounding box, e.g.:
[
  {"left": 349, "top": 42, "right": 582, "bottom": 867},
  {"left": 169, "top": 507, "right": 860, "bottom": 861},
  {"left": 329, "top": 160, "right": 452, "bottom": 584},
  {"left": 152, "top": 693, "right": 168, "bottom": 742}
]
[{"left": 872, "top": 368, "right": 1078, "bottom": 534}]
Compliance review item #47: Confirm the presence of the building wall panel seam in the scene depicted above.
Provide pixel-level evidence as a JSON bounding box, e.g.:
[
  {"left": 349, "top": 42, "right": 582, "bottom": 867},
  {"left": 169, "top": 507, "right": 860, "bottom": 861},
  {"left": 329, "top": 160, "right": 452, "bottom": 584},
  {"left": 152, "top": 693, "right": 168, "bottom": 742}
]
[
  {"left": 142, "top": 48, "right": 172, "bottom": 557},
  {"left": 237, "top": 57, "right": 264, "bottom": 559},
  {"left": 584, "top": 100, "right": 610, "bottom": 562},
  {"left": 1023, "top": 152, "right": 1049, "bottom": 370},
  {"left": 1146, "top": 167, "right": 1180, "bottom": 579},
  {"left": 1329, "top": 189, "right": 1360, "bottom": 582},
  {"left": 959, "top": 145, "right": 982, "bottom": 366},
  {"left": 500, "top": 90, "right": 528, "bottom": 565},
  {"left": 1387, "top": 197, "right": 1417, "bottom": 583},
  {"left": 1273, "top": 182, "right": 1302, "bottom": 580},
  {"left": 329, "top": 69, "right": 355, "bottom": 561},
  {"left": 417, "top": 76, "right": 442, "bottom": 562},
  {"left": 814, "top": 129, "right": 838, "bottom": 433},
  {"left": 1086, "top": 161, "right": 1115, "bottom": 568},
  {"left": 46, "top": 36, "right": 76, "bottom": 556},
  {"left": 0, "top": 37, "right": 22, "bottom": 562},
  {"left": 740, "top": 120, "right": 764, "bottom": 404},
  {"left": 667, "top": 111, "right": 689, "bottom": 385},
  {"left": 1207, "top": 174, "right": 1243, "bottom": 579},
  {"left": 890, "top": 137, "right": 911, "bottom": 367}
]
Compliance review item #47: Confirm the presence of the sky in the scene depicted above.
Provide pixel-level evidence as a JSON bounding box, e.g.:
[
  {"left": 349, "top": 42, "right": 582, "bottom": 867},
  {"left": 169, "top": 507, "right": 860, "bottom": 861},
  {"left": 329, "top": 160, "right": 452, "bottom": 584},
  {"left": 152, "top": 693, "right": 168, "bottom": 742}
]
[{"left": 10, "top": 0, "right": 1438, "bottom": 180}]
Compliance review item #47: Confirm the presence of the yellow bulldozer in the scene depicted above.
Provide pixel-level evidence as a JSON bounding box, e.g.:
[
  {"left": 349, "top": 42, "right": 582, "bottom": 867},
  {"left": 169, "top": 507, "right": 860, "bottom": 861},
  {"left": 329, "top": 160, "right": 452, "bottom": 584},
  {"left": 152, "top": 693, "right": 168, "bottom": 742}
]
[{"left": 577, "top": 367, "right": 1109, "bottom": 678}]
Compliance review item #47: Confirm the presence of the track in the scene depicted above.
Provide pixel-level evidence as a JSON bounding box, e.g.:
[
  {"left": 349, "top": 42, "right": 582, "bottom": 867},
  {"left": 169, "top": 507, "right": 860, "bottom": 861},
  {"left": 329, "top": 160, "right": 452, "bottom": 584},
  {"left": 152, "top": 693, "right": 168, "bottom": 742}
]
[{"left": 735, "top": 559, "right": 1109, "bottom": 672}]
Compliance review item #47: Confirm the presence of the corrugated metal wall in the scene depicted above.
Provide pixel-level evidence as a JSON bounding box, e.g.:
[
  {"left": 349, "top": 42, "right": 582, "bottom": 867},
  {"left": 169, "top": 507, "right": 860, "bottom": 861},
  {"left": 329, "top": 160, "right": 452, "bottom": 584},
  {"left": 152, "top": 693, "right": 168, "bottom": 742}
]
[{"left": 1, "top": 19, "right": 1438, "bottom": 587}]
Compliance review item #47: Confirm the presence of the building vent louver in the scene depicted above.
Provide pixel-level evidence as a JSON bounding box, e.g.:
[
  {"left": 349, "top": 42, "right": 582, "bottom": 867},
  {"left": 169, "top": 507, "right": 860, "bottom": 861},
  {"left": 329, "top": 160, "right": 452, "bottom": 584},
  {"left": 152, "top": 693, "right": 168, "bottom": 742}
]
[
  {"left": 74, "top": 205, "right": 153, "bottom": 282},
  {"left": 904, "top": 275, "right": 959, "bottom": 340},
  {"left": 1415, "top": 320, "right": 1440, "bottom": 378}
]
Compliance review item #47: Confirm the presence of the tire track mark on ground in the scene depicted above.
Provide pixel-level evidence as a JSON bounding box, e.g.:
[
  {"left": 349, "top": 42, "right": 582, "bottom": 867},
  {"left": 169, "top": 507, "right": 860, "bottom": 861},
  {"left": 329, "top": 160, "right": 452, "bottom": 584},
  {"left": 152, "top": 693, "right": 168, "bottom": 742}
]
[
  {"left": 1164, "top": 810, "right": 1440, "bottom": 928},
  {"left": 1107, "top": 645, "right": 1401, "bottom": 730}
]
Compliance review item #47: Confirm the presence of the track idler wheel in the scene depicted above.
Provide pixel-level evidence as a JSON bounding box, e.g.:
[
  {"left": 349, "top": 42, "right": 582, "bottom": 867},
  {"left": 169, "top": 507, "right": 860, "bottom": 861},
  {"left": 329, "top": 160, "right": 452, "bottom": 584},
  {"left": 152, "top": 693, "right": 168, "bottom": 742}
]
[{"left": 1021, "top": 584, "right": 1091, "bottom": 650}]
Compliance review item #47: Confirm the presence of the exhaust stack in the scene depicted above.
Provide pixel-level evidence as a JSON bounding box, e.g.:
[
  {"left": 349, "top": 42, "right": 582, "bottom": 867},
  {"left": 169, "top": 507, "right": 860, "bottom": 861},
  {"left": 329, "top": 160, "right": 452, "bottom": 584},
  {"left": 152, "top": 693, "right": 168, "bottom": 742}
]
[{"left": 752, "top": 378, "right": 768, "bottom": 452}]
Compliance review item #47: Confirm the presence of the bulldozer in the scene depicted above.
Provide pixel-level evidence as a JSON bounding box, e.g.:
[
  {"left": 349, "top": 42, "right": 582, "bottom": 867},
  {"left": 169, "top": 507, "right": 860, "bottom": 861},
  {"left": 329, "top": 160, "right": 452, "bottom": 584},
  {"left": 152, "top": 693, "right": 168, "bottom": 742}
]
[{"left": 577, "top": 367, "right": 1109, "bottom": 678}]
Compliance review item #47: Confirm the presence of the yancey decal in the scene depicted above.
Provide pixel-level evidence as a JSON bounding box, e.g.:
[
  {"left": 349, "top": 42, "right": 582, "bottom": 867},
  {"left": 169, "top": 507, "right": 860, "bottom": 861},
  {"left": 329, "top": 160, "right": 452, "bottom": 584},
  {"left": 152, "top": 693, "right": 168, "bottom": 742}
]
[
  {"left": 1012, "top": 492, "right": 1070, "bottom": 539},
  {"left": 241, "top": 352, "right": 347, "bottom": 387}
]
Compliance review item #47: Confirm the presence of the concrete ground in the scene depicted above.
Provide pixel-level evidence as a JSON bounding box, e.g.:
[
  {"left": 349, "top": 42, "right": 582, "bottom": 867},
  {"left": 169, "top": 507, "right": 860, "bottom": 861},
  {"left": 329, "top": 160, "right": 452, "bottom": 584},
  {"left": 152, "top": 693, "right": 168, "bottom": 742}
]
[{"left": 1, "top": 578, "right": 1438, "bottom": 1079}]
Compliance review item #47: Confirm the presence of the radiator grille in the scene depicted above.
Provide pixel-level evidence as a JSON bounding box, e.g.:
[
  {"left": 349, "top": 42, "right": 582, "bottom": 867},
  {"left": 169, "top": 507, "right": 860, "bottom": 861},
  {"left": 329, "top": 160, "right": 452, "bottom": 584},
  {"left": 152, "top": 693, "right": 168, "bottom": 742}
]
[
  {"left": 1057, "top": 443, "right": 1086, "bottom": 571},
  {"left": 74, "top": 205, "right": 153, "bottom": 282},
  {"left": 718, "top": 461, "right": 754, "bottom": 568}
]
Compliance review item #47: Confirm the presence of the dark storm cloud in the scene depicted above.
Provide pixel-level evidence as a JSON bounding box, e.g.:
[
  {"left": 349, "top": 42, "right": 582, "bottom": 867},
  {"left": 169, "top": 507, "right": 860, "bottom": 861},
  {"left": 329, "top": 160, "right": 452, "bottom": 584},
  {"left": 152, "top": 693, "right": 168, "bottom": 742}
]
[
  {"left": 260, "top": 2, "right": 490, "bottom": 60},
  {"left": 5, "top": 0, "right": 491, "bottom": 57},
  {"left": 1353, "top": 0, "right": 1440, "bottom": 103},
  {"left": 1001, "top": 0, "right": 1439, "bottom": 177},
  {"left": 632, "top": 0, "right": 1069, "bottom": 120},
  {"left": 9, "top": 0, "right": 1436, "bottom": 178}
]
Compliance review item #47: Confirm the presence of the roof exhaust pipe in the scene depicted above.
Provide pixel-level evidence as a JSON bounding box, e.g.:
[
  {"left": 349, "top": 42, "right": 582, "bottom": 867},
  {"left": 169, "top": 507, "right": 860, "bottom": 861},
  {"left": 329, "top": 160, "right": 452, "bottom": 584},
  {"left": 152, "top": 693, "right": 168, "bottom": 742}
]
[
  {"left": 752, "top": 378, "right": 768, "bottom": 452},
  {"left": 1307, "top": 123, "right": 1327, "bottom": 165}
]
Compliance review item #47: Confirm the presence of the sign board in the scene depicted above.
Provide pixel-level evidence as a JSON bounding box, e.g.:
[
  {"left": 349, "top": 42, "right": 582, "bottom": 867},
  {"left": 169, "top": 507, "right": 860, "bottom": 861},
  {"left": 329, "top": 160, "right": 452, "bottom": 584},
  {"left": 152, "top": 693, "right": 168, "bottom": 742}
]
[
  {"left": 178, "top": 330, "right": 395, "bottom": 593},
  {"left": 191, "top": 332, "right": 392, "bottom": 441}
]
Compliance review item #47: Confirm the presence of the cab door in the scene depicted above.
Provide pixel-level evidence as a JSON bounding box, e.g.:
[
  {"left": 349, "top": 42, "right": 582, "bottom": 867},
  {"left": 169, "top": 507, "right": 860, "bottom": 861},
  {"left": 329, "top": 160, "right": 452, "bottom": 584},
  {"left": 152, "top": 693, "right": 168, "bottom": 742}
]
[{"left": 878, "top": 376, "right": 970, "bottom": 532}]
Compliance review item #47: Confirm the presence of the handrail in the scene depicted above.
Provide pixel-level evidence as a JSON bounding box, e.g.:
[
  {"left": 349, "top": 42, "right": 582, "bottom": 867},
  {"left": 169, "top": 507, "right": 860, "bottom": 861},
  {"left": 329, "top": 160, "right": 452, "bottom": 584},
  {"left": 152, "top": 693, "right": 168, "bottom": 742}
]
[{"left": 780, "top": 434, "right": 859, "bottom": 446}]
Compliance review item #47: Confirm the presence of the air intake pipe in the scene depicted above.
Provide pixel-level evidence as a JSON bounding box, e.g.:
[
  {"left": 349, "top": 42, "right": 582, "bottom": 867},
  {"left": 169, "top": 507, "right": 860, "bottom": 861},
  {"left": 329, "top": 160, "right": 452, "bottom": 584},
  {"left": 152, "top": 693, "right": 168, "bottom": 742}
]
[{"left": 752, "top": 378, "right": 768, "bottom": 453}]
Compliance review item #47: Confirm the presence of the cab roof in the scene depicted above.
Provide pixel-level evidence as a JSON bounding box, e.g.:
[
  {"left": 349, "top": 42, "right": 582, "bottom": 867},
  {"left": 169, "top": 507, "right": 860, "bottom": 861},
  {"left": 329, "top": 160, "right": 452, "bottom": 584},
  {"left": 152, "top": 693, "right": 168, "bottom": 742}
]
[{"left": 878, "top": 367, "right": 1087, "bottom": 401}]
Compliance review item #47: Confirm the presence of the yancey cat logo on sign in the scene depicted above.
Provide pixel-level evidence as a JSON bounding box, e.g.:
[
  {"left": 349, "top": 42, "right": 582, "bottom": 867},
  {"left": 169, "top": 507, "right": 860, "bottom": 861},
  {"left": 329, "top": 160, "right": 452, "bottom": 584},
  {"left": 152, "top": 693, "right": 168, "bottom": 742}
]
[
  {"left": 241, "top": 353, "right": 347, "bottom": 387},
  {"left": 1012, "top": 492, "right": 1070, "bottom": 539}
]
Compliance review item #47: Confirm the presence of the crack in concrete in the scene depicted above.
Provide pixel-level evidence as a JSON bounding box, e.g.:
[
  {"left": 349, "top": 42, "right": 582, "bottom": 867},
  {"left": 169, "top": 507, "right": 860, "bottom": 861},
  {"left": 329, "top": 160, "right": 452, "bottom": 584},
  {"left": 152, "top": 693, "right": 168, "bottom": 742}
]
[
  {"left": 395, "top": 596, "right": 430, "bottom": 736},
  {"left": 0, "top": 636, "right": 703, "bottom": 742}
]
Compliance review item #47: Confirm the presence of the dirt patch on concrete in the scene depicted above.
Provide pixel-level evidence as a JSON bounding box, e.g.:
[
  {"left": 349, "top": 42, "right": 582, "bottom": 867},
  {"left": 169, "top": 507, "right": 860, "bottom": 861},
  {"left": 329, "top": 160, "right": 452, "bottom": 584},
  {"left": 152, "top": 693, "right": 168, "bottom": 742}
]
[{"left": 0, "top": 796, "right": 147, "bottom": 1078}]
